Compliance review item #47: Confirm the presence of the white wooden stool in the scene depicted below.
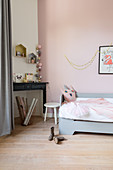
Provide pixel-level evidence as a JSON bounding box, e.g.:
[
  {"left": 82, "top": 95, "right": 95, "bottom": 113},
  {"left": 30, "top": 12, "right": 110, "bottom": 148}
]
[{"left": 44, "top": 102, "right": 60, "bottom": 124}]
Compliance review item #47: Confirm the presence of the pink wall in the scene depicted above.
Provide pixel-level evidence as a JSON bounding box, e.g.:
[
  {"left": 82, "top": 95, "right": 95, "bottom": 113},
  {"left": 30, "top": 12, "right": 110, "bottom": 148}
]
[{"left": 38, "top": 0, "right": 113, "bottom": 102}]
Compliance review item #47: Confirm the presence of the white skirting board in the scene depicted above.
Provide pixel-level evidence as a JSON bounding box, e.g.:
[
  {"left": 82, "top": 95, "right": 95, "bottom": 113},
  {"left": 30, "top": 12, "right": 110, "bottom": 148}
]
[
  {"left": 43, "top": 113, "right": 59, "bottom": 118},
  {"left": 14, "top": 113, "right": 54, "bottom": 118}
]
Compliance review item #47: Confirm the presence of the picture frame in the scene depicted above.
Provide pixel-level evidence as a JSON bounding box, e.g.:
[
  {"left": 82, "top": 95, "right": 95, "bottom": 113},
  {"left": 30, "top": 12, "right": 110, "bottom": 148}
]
[
  {"left": 99, "top": 46, "right": 113, "bottom": 74},
  {"left": 15, "top": 73, "right": 24, "bottom": 83}
]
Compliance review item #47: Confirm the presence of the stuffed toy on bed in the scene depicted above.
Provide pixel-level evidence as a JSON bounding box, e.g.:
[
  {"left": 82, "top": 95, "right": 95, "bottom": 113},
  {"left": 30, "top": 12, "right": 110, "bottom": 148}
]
[{"left": 61, "top": 85, "right": 77, "bottom": 103}]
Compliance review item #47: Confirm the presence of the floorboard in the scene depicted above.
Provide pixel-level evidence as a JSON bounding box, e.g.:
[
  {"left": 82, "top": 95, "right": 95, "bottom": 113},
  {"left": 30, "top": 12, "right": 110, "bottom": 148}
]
[{"left": 0, "top": 117, "right": 113, "bottom": 170}]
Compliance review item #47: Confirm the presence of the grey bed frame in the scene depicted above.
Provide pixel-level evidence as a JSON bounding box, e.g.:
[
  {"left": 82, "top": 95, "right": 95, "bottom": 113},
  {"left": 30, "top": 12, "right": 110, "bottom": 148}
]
[{"left": 59, "top": 93, "right": 113, "bottom": 135}]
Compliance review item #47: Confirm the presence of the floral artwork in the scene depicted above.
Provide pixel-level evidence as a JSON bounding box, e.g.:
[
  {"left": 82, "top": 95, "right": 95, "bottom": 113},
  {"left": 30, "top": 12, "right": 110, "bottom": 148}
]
[{"left": 99, "top": 46, "right": 113, "bottom": 74}]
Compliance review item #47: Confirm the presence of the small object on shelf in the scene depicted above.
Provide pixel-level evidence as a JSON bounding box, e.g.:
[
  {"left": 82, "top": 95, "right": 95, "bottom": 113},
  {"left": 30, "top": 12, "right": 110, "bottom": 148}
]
[
  {"left": 16, "top": 51, "right": 21, "bottom": 56},
  {"left": 31, "top": 57, "right": 35, "bottom": 64},
  {"left": 22, "top": 53, "right": 25, "bottom": 57},
  {"left": 15, "top": 44, "right": 27, "bottom": 57},
  {"left": 28, "top": 53, "right": 37, "bottom": 63},
  {"left": 25, "top": 73, "right": 33, "bottom": 82},
  {"left": 23, "top": 78, "right": 27, "bottom": 83},
  {"left": 15, "top": 73, "right": 24, "bottom": 83}
]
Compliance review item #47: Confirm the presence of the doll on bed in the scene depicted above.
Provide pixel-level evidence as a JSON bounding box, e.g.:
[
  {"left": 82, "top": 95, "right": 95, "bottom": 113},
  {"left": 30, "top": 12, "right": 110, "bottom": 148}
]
[
  {"left": 61, "top": 85, "right": 89, "bottom": 117},
  {"left": 61, "top": 85, "right": 77, "bottom": 104}
]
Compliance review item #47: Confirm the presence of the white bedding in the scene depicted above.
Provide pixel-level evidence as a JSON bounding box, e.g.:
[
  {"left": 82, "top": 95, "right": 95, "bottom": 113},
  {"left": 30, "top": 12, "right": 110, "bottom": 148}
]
[{"left": 59, "top": 98, "right": 113, "bottom": 122}]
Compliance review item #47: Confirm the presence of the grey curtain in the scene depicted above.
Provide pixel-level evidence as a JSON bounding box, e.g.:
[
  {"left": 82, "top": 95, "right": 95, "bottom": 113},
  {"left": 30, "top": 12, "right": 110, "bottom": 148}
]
[{"left": 0, "top": 0, "right": 14, "bottom": 136}]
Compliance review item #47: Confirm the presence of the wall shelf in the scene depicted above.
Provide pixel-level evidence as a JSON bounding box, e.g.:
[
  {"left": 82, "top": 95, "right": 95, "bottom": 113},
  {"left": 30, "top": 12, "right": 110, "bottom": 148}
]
[
  {"left": 28, "top": 53, "right": 37, "bottom": 64},
  {"left": 15, "top": 44, "right": 27, "bottom": 57}
]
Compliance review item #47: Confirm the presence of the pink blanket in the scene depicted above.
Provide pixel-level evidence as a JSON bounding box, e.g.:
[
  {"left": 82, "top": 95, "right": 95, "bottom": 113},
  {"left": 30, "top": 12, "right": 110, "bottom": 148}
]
[
  {"left": 60, "top": 98, "right": 113, "bottom": 119},
  {"left": 78, "top": 98, "right": 113, "bottom": 119}
]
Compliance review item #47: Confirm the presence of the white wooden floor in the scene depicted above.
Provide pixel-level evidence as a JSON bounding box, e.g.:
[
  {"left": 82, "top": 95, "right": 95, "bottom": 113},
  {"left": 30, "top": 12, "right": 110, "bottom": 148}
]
[{"left": 0, "top": 117, "right": 113, "bottom": 170}]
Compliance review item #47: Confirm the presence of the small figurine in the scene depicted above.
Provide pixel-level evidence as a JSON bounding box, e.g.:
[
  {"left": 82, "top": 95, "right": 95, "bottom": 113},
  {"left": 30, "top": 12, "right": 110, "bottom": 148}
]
[
  {"left": 28, "top": 53, "right": 37, "bottom": 63},
  {"left": 31, "top": 57, "right": 35, "bottom": 64}
]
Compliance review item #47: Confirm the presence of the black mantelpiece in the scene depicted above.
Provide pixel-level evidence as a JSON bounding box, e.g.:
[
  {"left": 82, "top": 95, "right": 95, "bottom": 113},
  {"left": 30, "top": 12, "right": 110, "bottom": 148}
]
[{"left": 13, "top": 82, "right": 49, "bottom": 113}]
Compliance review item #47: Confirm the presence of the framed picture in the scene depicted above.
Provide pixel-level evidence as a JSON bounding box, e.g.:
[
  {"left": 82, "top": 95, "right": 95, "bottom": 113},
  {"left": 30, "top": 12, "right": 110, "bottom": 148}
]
[
  {"left": 99, "top": 46, "right": 113, "bottom": 74},
  {"left": 15, "top": 73, "right": 24, "bottom": 83}
]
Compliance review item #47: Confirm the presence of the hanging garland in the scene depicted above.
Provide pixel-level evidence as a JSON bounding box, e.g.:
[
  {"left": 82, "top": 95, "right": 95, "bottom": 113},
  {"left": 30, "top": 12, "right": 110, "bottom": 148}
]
[
  {"left": 65, "top": 43, "right": 112, "bottom": 70},
  {"left": 65, "top": 50, "right": 98, "bottom": 70}
]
